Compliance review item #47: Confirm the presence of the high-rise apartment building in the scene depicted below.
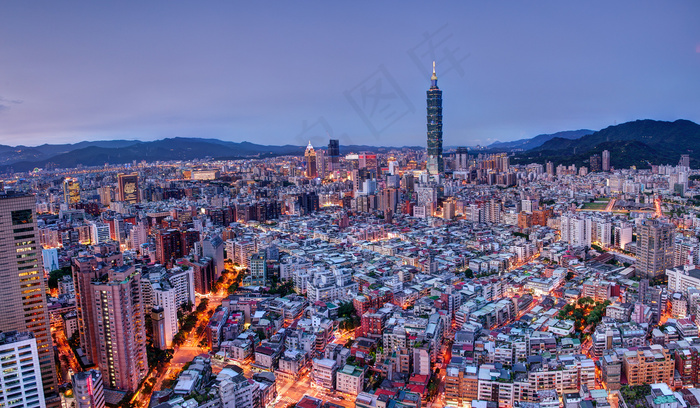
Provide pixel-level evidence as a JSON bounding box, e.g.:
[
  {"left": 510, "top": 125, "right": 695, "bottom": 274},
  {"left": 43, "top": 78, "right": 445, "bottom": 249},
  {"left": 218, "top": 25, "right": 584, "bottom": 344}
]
[
  {"left": 316, "top": 149, "right": 327, "bottom": 178},
  {"left": 72, "top": 369, "right": 106, "bottom": 408},
  {"left": 637, "top": 219, "right": 675, "bottom": 279},
  {"left": 305, "top": 142, "right": 317, "bottom": 178},
  {"left": 590, "top": 154, "right": 601, "bottom": 172},
  {"left": 250, "top": 251, "right": 268, "bottom": 286},
  {"left": 72, "top": 251, "right": 123, "bottom": 366},
  {"left": 0, "top": 192, "right": 58, "bottom": 401},
  {"left": 0, "top": 331, "right": 46, "bottom": 408},
  {"left": 152, "top": 282, "right": 178, "bottom": 348},
  {"left": 455, "top": 147, "right": 469, "bottom": 171},
  {"left": 155, "top": 228, "right": 198, "bottom": 265},
  {"left": 621, "top": 345, "right": 674, "bottom": 386},
  {"left": 97, "top": 186, "right": 112, "bottom": 206},
  {"left": 91, "top": 265, "right": 148, "bottom": 392},
  {"left": 117, "top": 173, "right": 139, "bottom": 203},
  {"left": 426, "top": 61, "right": 443, "bottom": 175},
  {"left": 602, "top": 150, "right": 611, "bottom": 171}
]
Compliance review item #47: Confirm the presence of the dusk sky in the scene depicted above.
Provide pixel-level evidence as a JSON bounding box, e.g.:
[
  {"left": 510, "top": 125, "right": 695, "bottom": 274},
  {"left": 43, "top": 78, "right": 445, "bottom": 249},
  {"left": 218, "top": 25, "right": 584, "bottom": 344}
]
[{"left": 1, "top": 1, "right": 699, "bottom": 148}]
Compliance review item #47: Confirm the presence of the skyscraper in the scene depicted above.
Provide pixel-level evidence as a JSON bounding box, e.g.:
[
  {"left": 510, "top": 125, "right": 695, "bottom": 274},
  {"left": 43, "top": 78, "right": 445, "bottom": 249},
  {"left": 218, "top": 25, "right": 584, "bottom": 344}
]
[
  {"left": 637, "top": 219, "right": 675, "bottom": 279},
  {"left": 426, "top": 61, "right": 443, "bottom": 175},
  {"left": 590, "top": 154, "right": 601, "bottom": 172},
  {"left": 328, "top": 139, "right": 340, "bottom": 171},
  {"left": 602, "top": 150, "right": 611, "bottom": 171},
  {"left": 0, "top": 192, "right": 58, "bottom": 401},
  {"left": 91, "top": 265, "right": 148, "bottom": 392},
  {"left": 117, "top": 173, "right": 139, "bottom": 203},
  {"left": 63, "top": 177, "right": 81, "bottom": 204},
  {"left": 305, "top": 141, "right": 318, "bottom": 178},
  {"left": 455, "top": 147, "right": 469, "bottom": 171}
]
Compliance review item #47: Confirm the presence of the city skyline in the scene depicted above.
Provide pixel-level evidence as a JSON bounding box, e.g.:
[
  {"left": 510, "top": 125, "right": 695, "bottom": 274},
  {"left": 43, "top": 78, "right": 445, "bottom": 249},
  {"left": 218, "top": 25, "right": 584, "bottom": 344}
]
[{"left": 1, "top": 2, "right": 699, "bottom": 147}]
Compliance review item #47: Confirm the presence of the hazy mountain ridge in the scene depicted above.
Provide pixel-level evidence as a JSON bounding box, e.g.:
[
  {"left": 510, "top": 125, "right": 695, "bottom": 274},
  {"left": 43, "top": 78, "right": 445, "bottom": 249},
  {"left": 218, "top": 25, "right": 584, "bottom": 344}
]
[
  {"left": 0, "top": 137, "right": 422, "bottom": 172},
  {"left": 2, "top": 119, "right": 698, "bottom": 172},
  {"left": 488, "top": 129, "right": 594, "bottom": 151},
  {"left": 514, "top": 119, "right": 700, "bottom": 168}
]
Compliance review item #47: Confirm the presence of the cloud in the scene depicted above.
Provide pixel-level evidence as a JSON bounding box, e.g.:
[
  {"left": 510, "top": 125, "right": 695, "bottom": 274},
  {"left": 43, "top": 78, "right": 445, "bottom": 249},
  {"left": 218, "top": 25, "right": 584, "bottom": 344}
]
[{"left": 0, "top": 97, "right": 22, "bottom": 114}]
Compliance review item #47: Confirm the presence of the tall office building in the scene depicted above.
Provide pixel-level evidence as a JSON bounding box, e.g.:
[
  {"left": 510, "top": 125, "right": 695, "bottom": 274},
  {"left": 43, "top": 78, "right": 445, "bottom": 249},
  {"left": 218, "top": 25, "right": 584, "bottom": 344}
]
[
  {"left": 455, "top": 147, "right": 469, "bottom": 171},
  {"left": 0, "top": 192, "right": 58, "bottom": 401},
  {"left": 91, "top": 265, "right": 148, "bottom": 392},
  {"left": 72, "top": 369, "right": 106, "bottom": 408},
  {"left": 0, "top": 331, "right": 46, "bottom": 408},
  {"left": 316, "top": 149, "right": 327, "bottom": 178},
  {"left": 602, "top": 150, "right": 611, "bottom": 171},
  {"left": 63, "top": 178, "right": 81, "bottom": 204},
  {"left": 305, "top": 141, "right": 318, "bottom": 178},
  {"left": 117, "top": 173, "right": 139, "bottom": 203},
  {"left": 426, "top": 61, "right": 443, "bottom": 175},
  {"left": 637, "top": 219, "right": 675, "bottom": 279},
  {"left": 590, "top": 154, "right": 602, "bottom": 172},
  {"left": 679, "top": 154, "right": 690, "bottom": 169},
  {"left": 328, "top": 139, "right": 340, "bottom": 171}
]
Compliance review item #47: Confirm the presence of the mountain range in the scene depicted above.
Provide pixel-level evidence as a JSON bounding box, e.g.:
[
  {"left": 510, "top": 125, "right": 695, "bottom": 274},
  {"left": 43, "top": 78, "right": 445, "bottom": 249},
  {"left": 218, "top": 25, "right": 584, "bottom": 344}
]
[
  {"left": 1, "top": 119, "right": 698, "bottom": 172},
  {"left": 487, "top": 129, "right": 595, "bottom": 151},
  {"left": 512, "top": 119, "right": 700, "bottom": 168},
  {"left": 0, "top": 138, "right": 418, "bottom": 172}
]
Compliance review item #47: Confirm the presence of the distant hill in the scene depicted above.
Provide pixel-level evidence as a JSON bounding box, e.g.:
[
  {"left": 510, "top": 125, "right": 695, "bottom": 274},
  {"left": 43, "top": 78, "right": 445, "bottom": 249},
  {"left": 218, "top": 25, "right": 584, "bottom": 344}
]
[
  {"left": 0, "top": 137, "right": 423, "bottom": 172},
  {"left": 0, "top": 140, "right": 141, "bottom": 166},
  {"left": 488, "top": 129, "right": 594, "bottom": 151},
  {"left": 514, "top": 119, "right": 700, "bottom": 168}
]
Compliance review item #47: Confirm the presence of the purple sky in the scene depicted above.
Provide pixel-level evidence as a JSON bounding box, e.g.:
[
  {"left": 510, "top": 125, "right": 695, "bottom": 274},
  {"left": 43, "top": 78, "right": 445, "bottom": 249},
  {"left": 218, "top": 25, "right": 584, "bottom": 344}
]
[{"left": 1, "top": 1, "right": 699, "bottom": 148}]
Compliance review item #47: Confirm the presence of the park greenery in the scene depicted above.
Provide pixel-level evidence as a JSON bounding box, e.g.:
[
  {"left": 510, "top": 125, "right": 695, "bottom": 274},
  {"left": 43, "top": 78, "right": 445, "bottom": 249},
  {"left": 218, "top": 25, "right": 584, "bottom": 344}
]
[
  {"left": 338, "top": 301, "right": 361, "bottom": 330},
  {"left": 557, "top": 297, "right": 611, "bottom": 338},
  {"left": 172, "top": 298, "right": 209, "bottom": 347}
]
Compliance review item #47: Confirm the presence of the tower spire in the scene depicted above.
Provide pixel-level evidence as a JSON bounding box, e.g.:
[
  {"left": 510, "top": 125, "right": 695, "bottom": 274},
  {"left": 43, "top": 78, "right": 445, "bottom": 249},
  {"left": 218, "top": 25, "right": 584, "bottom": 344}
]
[{"left": 430, "top": 61, "right": 438, "bottom": 88}]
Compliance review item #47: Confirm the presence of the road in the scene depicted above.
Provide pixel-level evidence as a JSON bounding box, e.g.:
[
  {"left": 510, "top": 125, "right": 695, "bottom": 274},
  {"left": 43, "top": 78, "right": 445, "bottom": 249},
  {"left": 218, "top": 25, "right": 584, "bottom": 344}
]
[
  {"left": 52, "top": 328, "right": 81, "bottom": 385},
  {"left": 273, "top": 370, "right": 355, "bottom": 408},
  {"left": 605, "top": 198, "right": 616, "bottom": 212},
  {"left": 133, "top": 269, "right": 239, "bottom": 407},
  {"left": 654, "top": 196, "right": 665, "bottom": 218}
]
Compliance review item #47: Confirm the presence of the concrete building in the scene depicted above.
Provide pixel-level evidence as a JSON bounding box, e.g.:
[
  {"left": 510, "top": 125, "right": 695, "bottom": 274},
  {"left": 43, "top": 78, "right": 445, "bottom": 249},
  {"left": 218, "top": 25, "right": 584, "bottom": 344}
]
[
  {"left": 312, "top": 358, "right": 338, "bottom": 389},
  {"left": 0, "top": 331, "right": 46, "bottom": 408},
  {"left": 335, "top": 364, "right": 364, "bottom": 395},
  {"left": 152, "top": 281, "right": 179, "bottom": 348},
  {"left": 250, "top": 251, "right": 268, "bottom": 286},
  {"left": 72, "top": 370, "right": 106, "bottom": 408},
  {"left": 637, "top": 219, "right": 675, "bottom": 279},
  {"left": 91, "top": 265, "right": 149, "bottom": 392},
  {"left": 0, "top": 192, "right": 58, "bottom": 400},
  {"left": 621, "top": 346, "right": 675, "bottom": 386}
]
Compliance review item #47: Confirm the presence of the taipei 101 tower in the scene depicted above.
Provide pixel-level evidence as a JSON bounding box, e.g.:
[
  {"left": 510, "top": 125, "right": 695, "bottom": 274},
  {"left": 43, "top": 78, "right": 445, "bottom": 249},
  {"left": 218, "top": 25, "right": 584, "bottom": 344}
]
[{"left": 426, "top": 61, "right": 443, "bottom": 175}]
